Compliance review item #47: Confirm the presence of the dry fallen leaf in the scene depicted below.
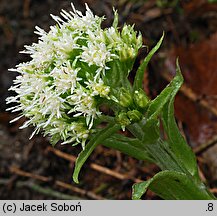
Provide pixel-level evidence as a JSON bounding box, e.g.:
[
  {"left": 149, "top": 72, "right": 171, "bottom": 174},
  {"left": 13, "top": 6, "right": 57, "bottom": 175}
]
[{"left": 165, "top": 33, "right": 217, "bottom": 180}]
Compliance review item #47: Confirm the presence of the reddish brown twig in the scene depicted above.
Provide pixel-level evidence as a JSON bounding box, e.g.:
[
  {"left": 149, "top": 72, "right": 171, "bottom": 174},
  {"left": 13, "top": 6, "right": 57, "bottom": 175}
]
[
  {"left": 45, "top": 146, "right": 77, "bottom": 162},
  {"left": 9, "top": 166, "right": 104, "bottom": 200},
  {"left": 55, "top": 180, "right": 104, "bottom": 200},
  {"left": 9, "top": 166, "right": 50, "bottom": 182},
  {"left": 210, "top": 188, "right": 217, "bottom": 194},
  {"left": 46, "top": 146, "right": 142, "bottom": 183},
  {"left": 0, "top": 178, "right": 81, "bottom": 200},
  {"left": 194, "top": 135, "right": 217, "bottom": 155}
]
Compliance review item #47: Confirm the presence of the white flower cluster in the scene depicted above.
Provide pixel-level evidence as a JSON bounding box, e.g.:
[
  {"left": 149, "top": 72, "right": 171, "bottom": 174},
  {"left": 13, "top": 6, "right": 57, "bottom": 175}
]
[{"left": 6, "top": 3, "right": 142, "bottom": 148}]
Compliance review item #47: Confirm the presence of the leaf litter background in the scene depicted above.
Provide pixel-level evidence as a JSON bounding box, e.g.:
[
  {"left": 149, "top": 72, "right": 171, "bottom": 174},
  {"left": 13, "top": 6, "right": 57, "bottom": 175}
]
[{"left": 0, "top": 0, "right": 217, "bottom": 199}]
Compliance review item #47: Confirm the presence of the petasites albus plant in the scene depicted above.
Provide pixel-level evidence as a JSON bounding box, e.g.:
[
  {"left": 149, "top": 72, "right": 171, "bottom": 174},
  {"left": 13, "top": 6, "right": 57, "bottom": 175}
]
[{"left": 6, "top": 3, "right": 215, "bottom": 200}]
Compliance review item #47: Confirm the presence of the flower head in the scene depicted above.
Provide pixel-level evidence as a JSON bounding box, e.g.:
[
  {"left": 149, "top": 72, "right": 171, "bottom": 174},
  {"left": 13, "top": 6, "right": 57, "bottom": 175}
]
[{"left": 6, "top": 3, "right": 142, "bottom": 148}]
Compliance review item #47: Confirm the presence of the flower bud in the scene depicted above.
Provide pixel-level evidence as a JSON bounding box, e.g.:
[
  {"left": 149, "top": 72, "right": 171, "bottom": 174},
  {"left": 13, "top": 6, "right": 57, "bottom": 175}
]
[
  {"left": 134, "top": 89, "right": 149, "bottom": 109},
  {"left": 115, "top": 112, "right": 131, "bottom": 131},
  {"left": 127, "top": 110, "right": 142, "bottom": 122},
  {"left": 119, "top": 87, "right": 133, "bottom": 108}
]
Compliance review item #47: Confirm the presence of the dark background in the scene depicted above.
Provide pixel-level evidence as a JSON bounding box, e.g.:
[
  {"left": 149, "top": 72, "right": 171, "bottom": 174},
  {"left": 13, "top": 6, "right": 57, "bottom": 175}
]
[{"left": 0, "top": 0, "right": 217, "bottom": 199}]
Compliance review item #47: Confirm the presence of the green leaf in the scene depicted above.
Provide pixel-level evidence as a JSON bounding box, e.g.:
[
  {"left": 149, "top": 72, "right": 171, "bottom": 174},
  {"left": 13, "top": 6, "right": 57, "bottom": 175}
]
[
  {"left": 145, "top": 67, "right": 183, "bottom": 127},
  {"left": 133, "top": 32, "right": 164, "bottom": 91},
  {"left": 161, "top": 60, "right": 199, "bottom": 179},
  {"left": 73, "top": 124, "right": 120, "bottom": 183},
  {"left": 127, "top": 119, "right": 160, "bottom": 144},
  {"left": 132, "top": 170, "right": 215, "bottom": 200},
  {"left": 105, "top": 60, "right": 132, "bottom": 89},
  {"left": 103, "top": 133, "right": 154, "bottom": 162},
  {"left": 128, "top": 60, "right": 183, "bottom": 143},
  {"left": 146, "top": 87, "right": 172, "bottom": 124},
  {"left": 143, "top": 60, "right": 183, "bottom": 133},
  {"left": 132, "top": 180, "right": 151, "bottom": 200},
  {"left": 112, "top": 8, "right": 119, "bottom": 28},
  {"left": 145, "top": 139, "right": 185, "bottom": 172}
]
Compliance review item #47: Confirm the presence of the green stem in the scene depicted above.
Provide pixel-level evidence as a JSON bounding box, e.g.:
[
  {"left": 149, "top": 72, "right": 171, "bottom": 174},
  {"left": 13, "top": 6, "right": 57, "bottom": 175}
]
[
  {"left": 128, "top": 124, "right": 215, "bottom": 200},
  {"left": 145, "top": 140, "right": 186, "bottom": 172},
  {"left": 147, "top": 140, "right": 215, "bottom": 199},
  {"left": 128, "top": 123, "right": 187, "bottom": 173}
]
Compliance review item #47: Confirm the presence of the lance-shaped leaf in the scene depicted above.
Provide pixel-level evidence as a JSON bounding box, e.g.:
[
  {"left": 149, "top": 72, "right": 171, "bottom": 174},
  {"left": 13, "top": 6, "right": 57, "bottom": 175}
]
[
  {"left": 132, "top": 170, "right": 215, "bottom": 200},
  {"left": 112, "top": 8, "right": 119, "bottom": 28},
  {"left": 133, "top": 33, "right": 164, "bottom": 91},
  {"left": 161, "top": 60, "right": 199, "bottom": 179},
  {"left": 145, "top": 62, "right": 183, "bottom": 128},
  {"left": 73, "top": 124, "right": 120, "bottom": 183},
  {"left": 103, "top": 133, "right": 154, "bottom": 162}
]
